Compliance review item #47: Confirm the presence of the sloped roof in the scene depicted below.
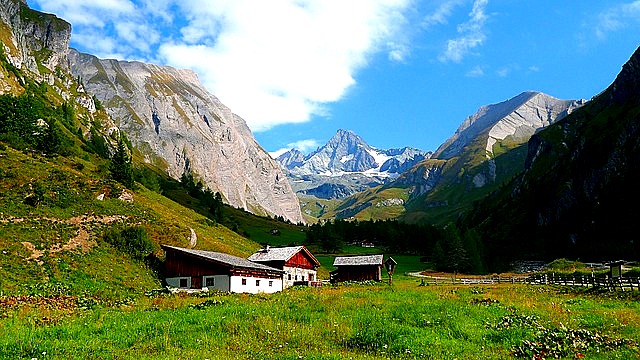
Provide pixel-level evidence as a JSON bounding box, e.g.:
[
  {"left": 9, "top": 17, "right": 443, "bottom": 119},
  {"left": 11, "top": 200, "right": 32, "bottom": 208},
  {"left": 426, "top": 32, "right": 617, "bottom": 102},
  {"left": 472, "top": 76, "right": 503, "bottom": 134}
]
[
  {"left": 333, "top": 254, "right": 384, "bottom": 266},
  {"left": 161, "top": 245, "right": 283, "bottom": 273},
  {"left": 248, "top": 245, "right": 320, "bottom": 266}
]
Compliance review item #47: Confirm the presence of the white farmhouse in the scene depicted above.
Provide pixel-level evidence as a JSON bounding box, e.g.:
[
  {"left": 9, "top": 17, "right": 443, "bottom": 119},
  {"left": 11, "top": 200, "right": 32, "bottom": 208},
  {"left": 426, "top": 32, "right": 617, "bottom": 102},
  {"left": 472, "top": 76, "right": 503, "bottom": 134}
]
[
  {"left": 161, "top": 245, "right": 284, "bottom": 294},
  {"left": 248, "top": 245, "right": 321, "bottom": 288}
]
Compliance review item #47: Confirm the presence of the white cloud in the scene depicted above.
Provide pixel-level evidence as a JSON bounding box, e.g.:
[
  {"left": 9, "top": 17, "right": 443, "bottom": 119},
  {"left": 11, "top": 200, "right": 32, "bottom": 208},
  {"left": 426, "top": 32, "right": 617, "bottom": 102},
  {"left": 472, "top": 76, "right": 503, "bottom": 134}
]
[
  {"left": 465, "top": 65, "right": 484, "bottom": 77},
  {"left": 438, "top": 0, "right": 489, "bottom": 63},
  {"left": 160, "top": 0, "right": 412, "bottom": 132},
  {"left": 31, "top": 0, "right": 136, "bottom": 26},
  {"left": 269, "top": 139, "right": 321, "bottom": 158},
  {"left": 423, "top": 0, "right": 464, "bottom": 28},
  {"left": 527, "top": 65, "right": 540, "bottom": 73},
  {"left": 593, "top": 1, "right": 640, "bottom": 40},
  {"left": 30, "top": 0, "right": 413, "bottom": 131},
  {"left": 495, "top": 67, "right": 510, "bottom": 77}
]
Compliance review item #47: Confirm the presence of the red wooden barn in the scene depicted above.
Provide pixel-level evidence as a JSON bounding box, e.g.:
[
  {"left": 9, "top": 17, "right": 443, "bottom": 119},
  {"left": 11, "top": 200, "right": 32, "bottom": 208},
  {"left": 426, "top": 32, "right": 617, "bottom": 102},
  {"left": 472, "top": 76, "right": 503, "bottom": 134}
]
[
  {"left": 248, "top": 245, "right": 321, "bottom": 288},
  {"left": 330, "top": 254, "right": 384, "bottom": 283},
  {"left": 161, "top": 245, "right": 283, "bottom": 293}
]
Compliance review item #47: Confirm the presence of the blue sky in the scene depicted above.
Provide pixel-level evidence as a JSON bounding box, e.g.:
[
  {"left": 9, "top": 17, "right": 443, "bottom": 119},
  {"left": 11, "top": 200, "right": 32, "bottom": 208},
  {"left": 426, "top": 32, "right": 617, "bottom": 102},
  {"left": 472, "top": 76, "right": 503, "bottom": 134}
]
[{"left": 28, "top": 0, "right": 640, "bottom": 155}]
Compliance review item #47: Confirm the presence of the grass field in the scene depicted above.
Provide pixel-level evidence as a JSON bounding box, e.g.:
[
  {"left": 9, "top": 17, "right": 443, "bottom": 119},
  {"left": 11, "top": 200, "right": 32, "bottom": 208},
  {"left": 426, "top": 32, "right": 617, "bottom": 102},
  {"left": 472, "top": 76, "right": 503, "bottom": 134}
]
[
  {"left": 1, "top": 144, "right": 638, "bottom": 360},
  {"left": 1, "top": 275, "right": 638, "bottom": 360}
]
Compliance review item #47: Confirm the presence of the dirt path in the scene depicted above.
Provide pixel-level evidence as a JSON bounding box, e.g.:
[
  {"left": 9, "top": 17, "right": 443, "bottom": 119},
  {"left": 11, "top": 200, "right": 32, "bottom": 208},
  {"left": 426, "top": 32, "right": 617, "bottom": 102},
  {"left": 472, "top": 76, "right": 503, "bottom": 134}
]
[{"left": 8, "top": 215, "right": 128, "bottom": 265}]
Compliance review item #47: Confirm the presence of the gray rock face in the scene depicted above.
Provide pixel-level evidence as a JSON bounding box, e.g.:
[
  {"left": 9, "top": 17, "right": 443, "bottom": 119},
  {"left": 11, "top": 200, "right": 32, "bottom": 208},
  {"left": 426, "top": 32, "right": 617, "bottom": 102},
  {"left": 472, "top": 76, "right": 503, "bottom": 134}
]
[
  {"left": 434, "top": 91, "right": 585, "bottom": 160},
  {"left": 67, "top": 50, "right": 304, "bottom": 224},
  {"left": 0, "top": 0, "right": 72, "bottom": 86},
  {"left": 277, "top": 149, "right": 305, "bottom": 169}
]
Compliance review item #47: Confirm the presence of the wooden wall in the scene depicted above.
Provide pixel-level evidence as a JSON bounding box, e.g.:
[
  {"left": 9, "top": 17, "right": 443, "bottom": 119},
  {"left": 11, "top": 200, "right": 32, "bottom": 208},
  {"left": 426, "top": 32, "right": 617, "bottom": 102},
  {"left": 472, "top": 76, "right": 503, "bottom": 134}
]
[
  {"left": 164, "top": 251, "right": 230, "bottom": 278},
  {"left": 285, "top": 251, "right": 317, "bottom": 270},
  {"left": 333, "top": 265, "right": 382, "bottom": 282}
]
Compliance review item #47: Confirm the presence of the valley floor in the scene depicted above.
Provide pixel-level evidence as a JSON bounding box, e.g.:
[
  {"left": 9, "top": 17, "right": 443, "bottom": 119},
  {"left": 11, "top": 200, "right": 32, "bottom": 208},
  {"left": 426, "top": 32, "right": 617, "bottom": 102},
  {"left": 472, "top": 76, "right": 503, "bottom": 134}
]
[{"left": 1, "top": 275, "right": 639, "bottom": 359}]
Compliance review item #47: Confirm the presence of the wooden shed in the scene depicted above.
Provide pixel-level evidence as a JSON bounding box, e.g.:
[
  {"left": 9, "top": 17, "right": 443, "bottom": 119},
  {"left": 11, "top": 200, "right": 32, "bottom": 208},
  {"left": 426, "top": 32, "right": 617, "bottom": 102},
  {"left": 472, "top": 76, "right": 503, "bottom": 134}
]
[
  {"left": 161, "top": 245, "right": 283, "bottom": 294},
  {"left": 330, "top": 254, "right": 384, "bottom": 283},
  {"left": 248, "top": 245, "right": 321, "bottom": 288}
]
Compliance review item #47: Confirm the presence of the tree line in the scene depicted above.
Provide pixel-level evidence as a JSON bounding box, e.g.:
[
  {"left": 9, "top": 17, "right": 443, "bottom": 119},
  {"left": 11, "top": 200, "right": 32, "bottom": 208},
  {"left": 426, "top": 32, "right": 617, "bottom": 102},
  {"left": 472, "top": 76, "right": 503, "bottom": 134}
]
[{"left": 304, "top": 219, "right": 488, "bottom": 274}]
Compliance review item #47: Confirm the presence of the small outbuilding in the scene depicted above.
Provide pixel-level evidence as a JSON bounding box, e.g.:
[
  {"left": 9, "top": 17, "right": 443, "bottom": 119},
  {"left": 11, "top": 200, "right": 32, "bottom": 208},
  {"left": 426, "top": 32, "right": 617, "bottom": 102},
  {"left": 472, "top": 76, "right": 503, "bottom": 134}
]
[
  {"left": 330, "top": 254, "right": 384, "bottom": 283},
  {"left": 161, "top": 245, "right": 283, "bottom": 294},
  {"left": 248, "top": 245, "right": 321, "bottom": 288}
]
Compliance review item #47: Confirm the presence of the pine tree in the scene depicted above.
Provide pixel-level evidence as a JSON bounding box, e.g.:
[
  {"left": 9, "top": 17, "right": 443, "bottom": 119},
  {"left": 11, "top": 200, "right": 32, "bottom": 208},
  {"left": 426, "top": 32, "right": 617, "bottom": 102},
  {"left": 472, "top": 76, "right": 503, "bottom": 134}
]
[{"left": 110, "top": 138, "right": 134, "bottom": 188}]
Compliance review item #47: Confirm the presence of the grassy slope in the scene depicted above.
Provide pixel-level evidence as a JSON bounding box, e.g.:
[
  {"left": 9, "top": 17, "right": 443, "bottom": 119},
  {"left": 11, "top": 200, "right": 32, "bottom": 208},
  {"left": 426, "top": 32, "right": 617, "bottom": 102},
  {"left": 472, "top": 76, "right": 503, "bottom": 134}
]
[{"left": 0, "top": 145, "right": 258, "bottom": 296}]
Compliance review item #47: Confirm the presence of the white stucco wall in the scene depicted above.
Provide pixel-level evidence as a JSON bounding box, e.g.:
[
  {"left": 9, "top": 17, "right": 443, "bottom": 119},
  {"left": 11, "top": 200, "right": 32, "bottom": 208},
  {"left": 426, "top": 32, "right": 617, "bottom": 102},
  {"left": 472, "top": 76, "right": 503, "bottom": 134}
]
[
  {"left": 283, "top": 267, "right": 317, "bottom": 288},
  {"left": 229, "top": 276, "right": 283, "bottom": 294}
]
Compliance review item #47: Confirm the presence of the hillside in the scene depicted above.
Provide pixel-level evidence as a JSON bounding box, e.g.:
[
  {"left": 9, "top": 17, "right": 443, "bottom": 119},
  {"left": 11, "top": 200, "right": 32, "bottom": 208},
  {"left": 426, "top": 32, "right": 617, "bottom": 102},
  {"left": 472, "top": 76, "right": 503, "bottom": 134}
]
[
  {"left": 0, "top": 144, "right": 259, "bottom": 295},
  {"left": 68, "top": 50, "right": 303, "bottom": 224},
  {"left": 460, "top": 45, "right": 640, "bottom": 270}
]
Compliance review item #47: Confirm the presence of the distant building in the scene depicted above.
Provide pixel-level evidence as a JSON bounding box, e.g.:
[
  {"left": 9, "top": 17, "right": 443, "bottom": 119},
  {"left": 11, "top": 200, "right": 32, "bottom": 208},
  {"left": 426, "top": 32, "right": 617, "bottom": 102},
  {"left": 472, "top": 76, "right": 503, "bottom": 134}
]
[
  {"left": 161, "top": 245, "right": 283, "bottom": 294},
  {"left": 248, "top": 245, "right": 321, "bottom": 288},
  {"left": 330, "top": 254, "right": 384, "bottom": 283}
]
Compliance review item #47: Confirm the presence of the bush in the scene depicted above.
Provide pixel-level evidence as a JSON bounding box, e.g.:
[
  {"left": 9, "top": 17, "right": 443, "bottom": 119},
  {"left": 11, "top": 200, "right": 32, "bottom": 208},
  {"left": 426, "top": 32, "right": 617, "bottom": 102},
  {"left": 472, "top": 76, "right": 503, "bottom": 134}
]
[{"left": 102, "top": 225, "right": 155, "bottom": 260}]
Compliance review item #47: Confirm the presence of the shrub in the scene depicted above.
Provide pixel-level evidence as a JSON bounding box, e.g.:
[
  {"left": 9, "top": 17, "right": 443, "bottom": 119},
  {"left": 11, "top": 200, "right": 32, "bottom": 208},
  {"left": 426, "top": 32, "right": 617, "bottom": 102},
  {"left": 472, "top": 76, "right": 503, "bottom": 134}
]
[{"left": 102, "top": 225, "right": 155, "bottom": 260}]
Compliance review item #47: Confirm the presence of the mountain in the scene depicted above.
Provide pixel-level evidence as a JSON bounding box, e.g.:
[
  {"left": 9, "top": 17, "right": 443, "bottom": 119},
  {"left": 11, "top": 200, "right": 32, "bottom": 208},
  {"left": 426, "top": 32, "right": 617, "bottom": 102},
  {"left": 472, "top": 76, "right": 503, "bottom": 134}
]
[
  {"left": 67, "top": 50, "right": 303, "bottom": 224},
  {"left": 330, "top": 91, "right": 585, "bottom": 224},
  {"left": 459, "top": 45, "right": 640, "bottom": 269},
  {"left": 277, "top": 129, "right": 431, "bottom": 201},
  {"left": 434, "top": 91, "right": 585, "bottom": 160}
]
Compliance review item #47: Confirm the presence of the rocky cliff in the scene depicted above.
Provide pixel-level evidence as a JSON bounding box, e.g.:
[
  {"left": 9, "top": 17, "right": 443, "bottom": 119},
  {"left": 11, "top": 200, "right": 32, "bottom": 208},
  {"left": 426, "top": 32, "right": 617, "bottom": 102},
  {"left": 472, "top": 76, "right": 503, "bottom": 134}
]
[{"left": 67, "top": 50, "right": 304, "bottom": 224}]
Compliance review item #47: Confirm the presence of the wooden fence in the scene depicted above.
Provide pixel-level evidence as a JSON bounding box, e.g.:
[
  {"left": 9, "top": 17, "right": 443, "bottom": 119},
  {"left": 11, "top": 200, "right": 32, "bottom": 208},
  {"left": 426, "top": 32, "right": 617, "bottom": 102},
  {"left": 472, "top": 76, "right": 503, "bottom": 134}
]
[
  {"left": 417, "top": 275, "right": 526, "bottom": 286},
  {"left": 415, "top": 273, "right": 640, "bottom": 292},
  {"left": 523, "top": 273, "right": 640, "bottom": 292}
]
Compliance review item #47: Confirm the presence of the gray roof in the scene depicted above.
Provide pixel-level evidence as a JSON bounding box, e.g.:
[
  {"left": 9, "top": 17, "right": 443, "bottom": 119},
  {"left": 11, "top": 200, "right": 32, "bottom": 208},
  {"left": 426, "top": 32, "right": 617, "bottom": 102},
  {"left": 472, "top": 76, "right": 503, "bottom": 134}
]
[
  {"left": 248, "top": 246, "right": 320, "bottom": 266},
  {"left": 333, "top": 254, "right": 384, "bottom": 266},
  {"left": 161, "top": 245, "right": 283, "bottom": 273}
]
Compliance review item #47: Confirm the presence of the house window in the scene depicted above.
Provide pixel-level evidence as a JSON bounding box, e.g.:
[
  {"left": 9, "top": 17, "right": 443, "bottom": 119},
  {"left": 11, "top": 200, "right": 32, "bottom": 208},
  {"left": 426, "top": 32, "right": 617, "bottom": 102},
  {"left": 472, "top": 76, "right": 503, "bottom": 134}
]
[
  {"left": 242, "top": 278, "right": 247, "bottom": 285},
  {"left": 269, "top": 281, "right": 273, "bottom": 287},
  {"left": 288, "top": 274, "right": 291, "bottom": 280},
  {"left": 205, "top": 277, "right": 215, "bottom": 287},
  {"left": 309, "top": 274, "right": 314, "bottom": 281},
  {"left": 180, "top": 278, "right": 188, "bottom": 288},
  {"left": 256, "top": 279, "right": 260, "bottom": 286}
]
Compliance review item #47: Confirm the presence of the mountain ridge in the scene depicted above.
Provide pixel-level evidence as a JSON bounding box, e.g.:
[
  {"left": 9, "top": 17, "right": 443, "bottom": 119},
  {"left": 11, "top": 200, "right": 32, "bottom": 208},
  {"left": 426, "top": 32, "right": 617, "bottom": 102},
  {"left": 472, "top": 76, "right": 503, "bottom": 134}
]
[
  {"left": 326, "top": 91, "right": 585, "bottom": 224},
  {"left": 459, "top": 45, "right": 640, "bottom": 268},
  {"left": 276, "top": 129, "right": 431, "bottom": 200}
]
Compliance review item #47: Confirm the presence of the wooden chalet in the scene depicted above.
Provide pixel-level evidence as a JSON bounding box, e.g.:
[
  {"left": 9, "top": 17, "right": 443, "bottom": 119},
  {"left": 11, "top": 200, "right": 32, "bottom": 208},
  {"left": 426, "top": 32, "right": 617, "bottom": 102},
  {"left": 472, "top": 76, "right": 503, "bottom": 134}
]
[
  {"left": 330, "top": 254, "right": 384, "bottom": 283},
  {"left": 161, "top": 245, "right": 284, "bottom": 294},
  {"left": 248, "top": 245, "right": 321, "bottom": 288}
]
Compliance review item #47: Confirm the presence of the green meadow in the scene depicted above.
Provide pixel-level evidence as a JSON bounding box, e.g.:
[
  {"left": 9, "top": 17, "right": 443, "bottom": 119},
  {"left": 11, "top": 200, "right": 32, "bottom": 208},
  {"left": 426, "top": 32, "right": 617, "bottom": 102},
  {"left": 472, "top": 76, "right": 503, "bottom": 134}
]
[{"left": 1, "top": 275, "right": 639, "bottom": 360}]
